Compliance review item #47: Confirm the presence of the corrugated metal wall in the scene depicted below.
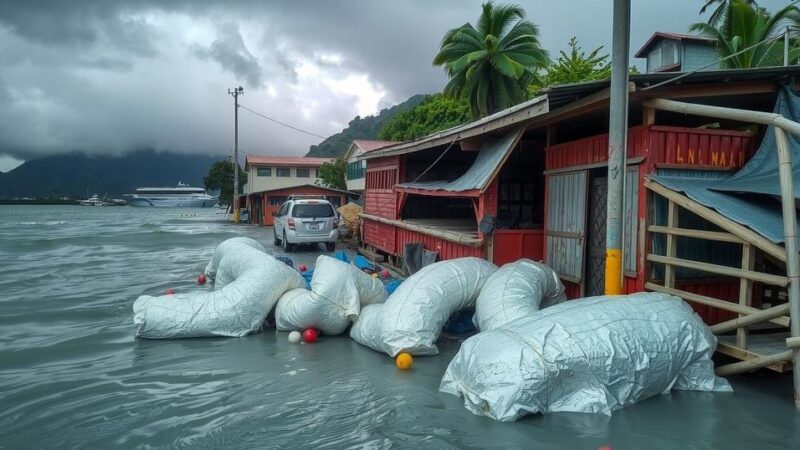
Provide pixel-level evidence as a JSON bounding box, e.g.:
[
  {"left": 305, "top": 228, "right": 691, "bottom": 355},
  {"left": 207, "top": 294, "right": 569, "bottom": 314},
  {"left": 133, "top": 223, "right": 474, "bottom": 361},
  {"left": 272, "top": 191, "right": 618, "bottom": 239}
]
[
  {"left": 545, "top": 171, "right": 587, "bottom": 281},
  {"left": 646, "top": 126, "right": 754, "bottom": 168},
  {"left": 624, "top": 167, "right": 639, "bottom": 273},
  {"left": 493, "top": 230, "right": 544, "bottom": 266},
  {"left": 396, "top": 227, "right": 484, "bottom": 260},
  {"left": 363, "top": 219, "right": 396, "bottom": 254}
]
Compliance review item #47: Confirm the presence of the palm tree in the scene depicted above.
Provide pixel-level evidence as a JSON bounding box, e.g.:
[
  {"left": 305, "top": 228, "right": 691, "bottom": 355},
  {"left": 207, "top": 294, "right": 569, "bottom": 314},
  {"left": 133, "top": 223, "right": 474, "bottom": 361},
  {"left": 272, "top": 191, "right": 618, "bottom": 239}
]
[
  {"left": 699, "top": 0, "right": 758, "bottom": 26},
  {"left": 690, "top": 0, "right": 798, "bottom": 68},
  {"left": 433, "top": 2, "right": 548, "bottom": 119}
]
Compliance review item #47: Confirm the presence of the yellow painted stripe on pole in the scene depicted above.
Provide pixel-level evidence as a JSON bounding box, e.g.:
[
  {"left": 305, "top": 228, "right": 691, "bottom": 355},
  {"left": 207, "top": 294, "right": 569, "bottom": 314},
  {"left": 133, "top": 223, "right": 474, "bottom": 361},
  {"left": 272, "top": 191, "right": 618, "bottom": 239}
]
[
  {"left": 605, "top": 248, "right": 623, "bottom": 295},
  {"left": 234, "top": 210, "right": 240, "bottom": 224}
]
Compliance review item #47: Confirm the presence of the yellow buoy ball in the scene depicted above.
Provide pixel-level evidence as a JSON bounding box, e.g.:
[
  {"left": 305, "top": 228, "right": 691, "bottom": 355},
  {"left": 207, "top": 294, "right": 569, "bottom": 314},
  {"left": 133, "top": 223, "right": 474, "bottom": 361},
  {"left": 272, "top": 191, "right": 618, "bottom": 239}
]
[
  {"left": 396, "top": 352, "right": 413, "bottom": 370},
  {"left": 371, "top": 272, "right": 379, "bottom": 278}
]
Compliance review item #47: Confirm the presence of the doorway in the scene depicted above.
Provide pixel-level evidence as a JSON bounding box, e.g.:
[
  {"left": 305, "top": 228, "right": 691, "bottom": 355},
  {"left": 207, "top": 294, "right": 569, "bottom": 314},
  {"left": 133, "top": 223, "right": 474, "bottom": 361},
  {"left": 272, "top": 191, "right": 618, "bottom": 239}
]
[{"left": 586, "top": 176, "right": 607, "bottom": 297}]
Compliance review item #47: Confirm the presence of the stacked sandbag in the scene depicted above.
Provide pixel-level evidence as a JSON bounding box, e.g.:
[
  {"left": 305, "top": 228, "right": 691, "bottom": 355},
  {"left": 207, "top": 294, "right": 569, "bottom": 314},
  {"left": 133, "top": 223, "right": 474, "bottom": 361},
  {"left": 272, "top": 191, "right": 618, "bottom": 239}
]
[
  {"left": 133, "top": 237, "right": 304, "bottom": 338},
  {"left": 274, "top": 255, "right": 388, "bottom": 335},
  {"left": 350, "top": 257, "right": 497, "bottom": 356},
  {"left": 473, "top": 259, "right": 566, "bottom": 332},
  {"left": 440, "top": 292, "right": 732, "bottom": 420}
]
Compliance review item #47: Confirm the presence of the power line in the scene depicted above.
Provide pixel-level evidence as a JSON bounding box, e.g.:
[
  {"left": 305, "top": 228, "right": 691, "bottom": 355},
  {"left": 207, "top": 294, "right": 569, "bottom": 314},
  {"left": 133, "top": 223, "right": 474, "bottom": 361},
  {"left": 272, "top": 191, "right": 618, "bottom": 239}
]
[{"left": 238, "top": 104, "right": 329, "bottom": 140}]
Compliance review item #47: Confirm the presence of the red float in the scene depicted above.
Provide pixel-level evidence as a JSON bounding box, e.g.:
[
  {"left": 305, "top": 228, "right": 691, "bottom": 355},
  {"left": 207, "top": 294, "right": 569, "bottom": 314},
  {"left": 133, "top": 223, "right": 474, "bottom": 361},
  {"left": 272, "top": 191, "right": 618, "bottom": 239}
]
[
  {"left": 298, "top": 264, "right": 308, "bottom": 273},
  {"left": 302, "top": 328, "right": 318, "bottom": 343},
  {"left": 197, "top": 274, "right": 207, "bottom": 285},
  {"left": 165, "top": 288, "right": 175, "bottom": 295}
]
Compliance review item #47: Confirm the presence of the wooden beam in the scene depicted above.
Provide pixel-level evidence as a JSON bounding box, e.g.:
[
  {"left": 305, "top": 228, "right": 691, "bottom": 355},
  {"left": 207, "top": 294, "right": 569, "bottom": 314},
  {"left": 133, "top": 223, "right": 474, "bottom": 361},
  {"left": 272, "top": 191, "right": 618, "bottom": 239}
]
[
  {"left": 645, "top": 179, "right": 787, "bottom": 262},
  {"left": 635, "top": 80, "right": 785, "bottom": 101},
  {"left": 710, "top": 302, "right": 790, "bottom": 334},
  {"left": 647, "top": 254, "right": 789, "bottom": 286},
  {"left": 643, "top": 106, "right": 656, "bottom": 126},
  {"left": 787, "top": 336, "right": 800, "bottom": 349},
  {"left": 645, "top": 282, "right": 791, "bottom": 327},
  {"left": 648, "top": 225, "right": 745, "bottom": 243},
  {"left": 716, "top": 348, "right": 792, "bottom": 376},
  {"left": 664, "top": 200, "right": 678, "bottom": 290},
  {"left": 360, "top": 212, "right": 483, "bottom": 247}
]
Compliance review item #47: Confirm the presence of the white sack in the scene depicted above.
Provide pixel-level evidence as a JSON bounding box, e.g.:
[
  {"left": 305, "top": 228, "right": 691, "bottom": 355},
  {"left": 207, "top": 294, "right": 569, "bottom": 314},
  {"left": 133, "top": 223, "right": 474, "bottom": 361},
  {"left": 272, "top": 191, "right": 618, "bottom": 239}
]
[
  {"left": 134, "top": 238, "right": 304, "bottom": 338},
  {"left": 274, "top": 255, "right": 388, "bottom": 335},
  {"left": 440, "top": 292, "right": 732, "bottom": 420},
  {"left": 473, "top": 259, "right": 566, "bottom": 331},
  {"left": 204, "top": 236, "right": 266, "bottom": 283},
  {"left": 350, "top": 257, "right": 497, "bottom": 356}
]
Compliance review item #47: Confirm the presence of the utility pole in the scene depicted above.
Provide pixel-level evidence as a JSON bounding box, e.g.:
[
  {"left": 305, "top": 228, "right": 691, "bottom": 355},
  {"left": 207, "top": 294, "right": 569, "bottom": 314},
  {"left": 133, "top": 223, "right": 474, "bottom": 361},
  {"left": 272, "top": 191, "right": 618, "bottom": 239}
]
[
  {"left": 605, "top": 0, "right": 630, "bottom": 295},
  {"left": 228, "top": 86, "right": 244, "bottom": 223},
  {"left": 785, "top": 27, "right": 790, "bottom": 67}
]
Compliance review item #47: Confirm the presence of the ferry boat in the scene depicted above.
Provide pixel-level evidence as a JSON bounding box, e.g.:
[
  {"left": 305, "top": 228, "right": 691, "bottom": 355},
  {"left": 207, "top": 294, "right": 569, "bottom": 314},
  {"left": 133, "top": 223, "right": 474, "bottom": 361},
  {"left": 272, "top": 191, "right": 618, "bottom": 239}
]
[
  {"left": 127, "top": 182, "right": 217, "bottom": 208},
  {"left": 79, "top": 194, "right": 109, "bottom": 207}
]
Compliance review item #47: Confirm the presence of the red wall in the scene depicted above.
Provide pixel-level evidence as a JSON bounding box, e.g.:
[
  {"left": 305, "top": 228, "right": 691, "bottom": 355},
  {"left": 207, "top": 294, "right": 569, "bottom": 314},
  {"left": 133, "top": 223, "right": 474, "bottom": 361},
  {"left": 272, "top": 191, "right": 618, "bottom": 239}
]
[
  {"left": 396, "top": 228, "right": 484, "bottom": 259},
  {"left": 492, "top": 229, "right": 544, "bottom": 266},
  {"left": 364, "top": 156, "right": 400, "bottom": 219},
  {"left": 363, "top": 219, "right": 397, "bottom": 254},
  {"left": 257, "top": 186, "right": 346, "bottom": 226}
]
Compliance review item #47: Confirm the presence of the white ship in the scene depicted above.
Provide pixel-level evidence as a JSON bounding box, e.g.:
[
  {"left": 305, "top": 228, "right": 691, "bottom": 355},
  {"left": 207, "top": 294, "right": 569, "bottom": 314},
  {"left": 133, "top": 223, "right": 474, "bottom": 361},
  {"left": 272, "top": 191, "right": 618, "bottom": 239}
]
[{"left": 127, "top": 182, "right": 217, "bottom": 208}]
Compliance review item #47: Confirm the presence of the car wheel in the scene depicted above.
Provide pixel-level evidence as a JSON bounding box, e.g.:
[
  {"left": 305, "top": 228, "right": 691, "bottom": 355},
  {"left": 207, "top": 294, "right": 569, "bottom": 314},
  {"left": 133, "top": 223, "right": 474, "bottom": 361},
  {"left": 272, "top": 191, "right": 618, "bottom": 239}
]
[
  {"left": 282, "top": 232, "right": 293, "bottom": 252},
  {"left": 325, "top": 242, "right": 336, "bottom": 252},
  {"left": 273, "top": 228, "right": 280, "bottom": 245}
]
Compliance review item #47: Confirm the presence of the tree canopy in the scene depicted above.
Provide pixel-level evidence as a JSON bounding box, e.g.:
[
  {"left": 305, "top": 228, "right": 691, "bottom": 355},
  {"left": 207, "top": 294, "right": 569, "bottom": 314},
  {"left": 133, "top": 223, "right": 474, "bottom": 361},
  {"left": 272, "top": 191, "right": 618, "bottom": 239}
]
[
  {"left": 203, "top": 159, "right": 246, "bottom": 206},
  {"left": 690, "top": 0, "right": 799, "bottom": 68},
  {"left": 317, "top": 158, "right": 346, "bottom": 190},
  {"left": 378, "top": 94, "right": 471, "bottom": 141},
  {"left": 530, "top": 37, "right": 614, "bottom": 94},
  {"left": 433, "top": 1, "right": 548, "bottom": 119}
]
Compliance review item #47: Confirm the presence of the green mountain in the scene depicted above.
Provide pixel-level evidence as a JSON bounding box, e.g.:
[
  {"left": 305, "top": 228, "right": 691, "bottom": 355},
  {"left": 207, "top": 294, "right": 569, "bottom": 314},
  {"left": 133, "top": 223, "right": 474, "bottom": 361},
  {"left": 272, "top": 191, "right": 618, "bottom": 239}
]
[
  {"left": 305, "top": 94, "right": 426, "bottom": 157},
  {"left": 0, "top": 150, "right": 222, "bottom": 199}
]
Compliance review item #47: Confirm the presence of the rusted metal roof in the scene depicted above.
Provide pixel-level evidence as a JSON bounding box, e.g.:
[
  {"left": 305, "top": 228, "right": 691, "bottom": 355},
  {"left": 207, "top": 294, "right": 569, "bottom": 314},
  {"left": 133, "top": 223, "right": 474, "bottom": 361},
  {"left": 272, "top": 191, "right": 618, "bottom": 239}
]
[{"left": 245, "top": 155, "right": 332, "bottom": 168}]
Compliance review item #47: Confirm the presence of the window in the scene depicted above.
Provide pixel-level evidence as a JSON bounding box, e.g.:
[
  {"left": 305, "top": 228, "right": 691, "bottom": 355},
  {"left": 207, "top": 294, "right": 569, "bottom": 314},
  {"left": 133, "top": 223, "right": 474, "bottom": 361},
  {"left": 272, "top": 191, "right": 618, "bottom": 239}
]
[
  {"left": 278, "top": 202, "right": 290, "bottom": 216},
  {"left": 269, "top": 196, "right": 288, "bottom": 206},
  {"left": 296, "top": 168, "right": 310, "bottom": 178},
  {"left": 257, "top": 167, "right": 271, "bottom": 177},
  {"left": 315, "top": 168, "right": 320, "bottom": 178},
  {"left": 347, "top": 161, "right": 365, "bottom": 180},
  {"left": 291, "top": 203, "right": 334, "bottom": 218},
  {"left": 276, "top": 167, "right": 290, "bottom": 177},
  {"left": 662, "top": 40, "right": 678, "bottom": 67}
]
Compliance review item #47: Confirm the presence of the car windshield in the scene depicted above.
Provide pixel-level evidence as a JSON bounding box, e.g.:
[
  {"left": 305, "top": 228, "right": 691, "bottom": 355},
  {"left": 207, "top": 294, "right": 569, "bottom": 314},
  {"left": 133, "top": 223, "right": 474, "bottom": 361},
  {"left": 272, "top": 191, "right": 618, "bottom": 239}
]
[{"left": 292, "top": 203, "right": 334, "bottom": 218}]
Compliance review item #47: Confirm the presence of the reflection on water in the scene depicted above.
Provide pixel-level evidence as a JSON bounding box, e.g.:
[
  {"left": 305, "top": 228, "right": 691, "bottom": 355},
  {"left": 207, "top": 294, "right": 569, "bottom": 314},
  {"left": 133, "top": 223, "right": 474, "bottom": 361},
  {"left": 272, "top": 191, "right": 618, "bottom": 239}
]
[{"left": 1, "top": 205, "right": 799, "bottom": 449}]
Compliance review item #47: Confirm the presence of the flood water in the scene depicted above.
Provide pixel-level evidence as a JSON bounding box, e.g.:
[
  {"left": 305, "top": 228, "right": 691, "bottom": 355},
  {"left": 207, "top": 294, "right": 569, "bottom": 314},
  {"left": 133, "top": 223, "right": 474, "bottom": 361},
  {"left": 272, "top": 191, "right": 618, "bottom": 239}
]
[{"left": 1, "top": 205, "right": 799, "bottom": 449}]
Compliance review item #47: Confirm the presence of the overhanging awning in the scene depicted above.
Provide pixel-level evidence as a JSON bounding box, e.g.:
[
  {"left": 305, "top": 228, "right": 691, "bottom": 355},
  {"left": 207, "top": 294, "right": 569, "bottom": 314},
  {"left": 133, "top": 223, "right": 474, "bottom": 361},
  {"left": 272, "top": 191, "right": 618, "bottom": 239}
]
[{"left": 396, "top": 127, "right": 525, "bottom": 194}]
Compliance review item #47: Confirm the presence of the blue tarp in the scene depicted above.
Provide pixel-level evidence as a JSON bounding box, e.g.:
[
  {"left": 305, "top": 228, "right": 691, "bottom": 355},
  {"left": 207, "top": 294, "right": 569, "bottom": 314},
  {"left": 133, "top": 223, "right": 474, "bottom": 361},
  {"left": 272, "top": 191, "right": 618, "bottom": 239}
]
[{"left": 651, "top": 84, "right": 800, "bottom": 245}]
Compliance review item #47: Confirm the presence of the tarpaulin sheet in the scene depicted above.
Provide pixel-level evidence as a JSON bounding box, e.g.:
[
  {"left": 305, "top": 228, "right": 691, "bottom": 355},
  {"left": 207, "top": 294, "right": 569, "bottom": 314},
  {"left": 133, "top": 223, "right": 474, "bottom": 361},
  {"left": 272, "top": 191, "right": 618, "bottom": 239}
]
[
  {"left": 396, "top": 127, "right": 523, "bottom": 192},
  {"left": 650, "top": 84, "right": 800, "bottom": 245}
]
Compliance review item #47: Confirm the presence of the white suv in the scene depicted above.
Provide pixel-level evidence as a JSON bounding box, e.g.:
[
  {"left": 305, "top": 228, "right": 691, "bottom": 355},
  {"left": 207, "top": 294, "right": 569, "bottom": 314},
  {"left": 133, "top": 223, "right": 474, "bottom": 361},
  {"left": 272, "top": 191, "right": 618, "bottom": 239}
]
[{"left": 273, "top": 197, "right": 339, "bottom": 252}]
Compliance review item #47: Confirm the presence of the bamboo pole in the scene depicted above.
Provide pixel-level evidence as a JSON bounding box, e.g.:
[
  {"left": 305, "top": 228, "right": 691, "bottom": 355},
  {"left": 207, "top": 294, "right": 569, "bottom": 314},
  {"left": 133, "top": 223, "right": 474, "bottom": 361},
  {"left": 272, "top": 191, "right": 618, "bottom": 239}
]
[
  {"left": 738, "top": 243, "right": 755, "bottom": 348},
  {"left": 647, "top": 225, "right": 744, "bottom": 243},
  {"left": 710, "top": 303, "right": 790, "bottom": 334},
  {"left": 647, "top": 254, "right": 788, "bottom": 286},
  {"left": 716, "top": 350, "right": 793, "bottom": 376},
  {"left": 360, "top": 213, "right": 483, "bottom": 247}
]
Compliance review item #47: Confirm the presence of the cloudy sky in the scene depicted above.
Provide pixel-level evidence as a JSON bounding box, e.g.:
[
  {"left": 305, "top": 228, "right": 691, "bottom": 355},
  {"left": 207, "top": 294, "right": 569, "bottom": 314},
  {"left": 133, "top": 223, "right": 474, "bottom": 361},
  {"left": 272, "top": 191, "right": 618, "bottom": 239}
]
[{"left": 0, "top": 0, "right": 790, "bottom": 171}]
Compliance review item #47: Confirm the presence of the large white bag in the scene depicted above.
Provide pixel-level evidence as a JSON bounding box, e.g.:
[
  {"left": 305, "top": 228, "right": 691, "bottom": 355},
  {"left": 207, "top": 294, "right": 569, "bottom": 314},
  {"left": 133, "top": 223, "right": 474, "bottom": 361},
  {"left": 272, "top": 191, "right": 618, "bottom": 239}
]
[
  {"left": 274, "top": 255, "right": 388, "bottom": 335},
  {"left": 473, "top": 259, "right": 565, "bottom": 331},
  {"left": 350, "top": 257, "right": 497, "bottom": 356},
  {"left": 440, "top": 292, "right": 732, "bottom": 420},
  {"left": 133, "top": 237, "right": 304, "bottom": 338},
  {"left": 204, "top": 236, "right": 266, "bottom": 282}
]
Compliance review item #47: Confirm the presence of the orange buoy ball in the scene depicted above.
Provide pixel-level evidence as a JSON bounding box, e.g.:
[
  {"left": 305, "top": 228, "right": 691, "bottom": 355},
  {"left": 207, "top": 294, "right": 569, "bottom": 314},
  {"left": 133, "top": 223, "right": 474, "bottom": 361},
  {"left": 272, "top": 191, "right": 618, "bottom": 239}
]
[
  {"left": 396, "top": 352, "right": 413, "bottom": 370},
  {"left": 298, "top": 264, "right": 307, "bottom": 272},
  {"left": 164, "top": 288, "right": 175, "bottom": 295},
  {"left": 381, "top": 269, "right": 390, "bottom": 278},
  {"left": 302, "top": 328, "right": 318, "bottom": 343},
  {"left": 197, "top": 274, "right": 207, "bottom": 285}
]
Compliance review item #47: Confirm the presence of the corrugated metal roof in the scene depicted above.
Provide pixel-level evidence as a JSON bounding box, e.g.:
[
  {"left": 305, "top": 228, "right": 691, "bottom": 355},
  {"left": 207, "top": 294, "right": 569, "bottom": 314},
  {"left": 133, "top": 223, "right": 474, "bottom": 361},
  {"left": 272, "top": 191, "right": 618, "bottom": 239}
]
[
  {"left": 245, "top": 156, "right": 332, "bottom": 168},
  {"left": 396, "top": 127, "right": 524, "bottom": 193},
  {"left": 353, "top": 140, "right": 399, "bottom": 153},
  {"left": 245, "top": 183, "right": 353, "bottom": 196}
]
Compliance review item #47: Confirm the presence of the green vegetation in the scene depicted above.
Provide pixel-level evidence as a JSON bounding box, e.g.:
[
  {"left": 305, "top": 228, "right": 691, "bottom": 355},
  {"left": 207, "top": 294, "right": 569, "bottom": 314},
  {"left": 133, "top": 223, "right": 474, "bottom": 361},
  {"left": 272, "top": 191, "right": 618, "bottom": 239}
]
[
  {"left": 317, "top": 158, "right": 347, "bottom": 190},
  {"left": 433, "top": 1, "right": 548, "bottom": 119},
  {"left": 378, "top": 94, "right": 471, "bottom": 141},
  {"left": 691, "top": 0, "right": 799, "bottom": 68},
  {"left": 203, "top": 159, "right": 246, "bottom": 206},
  {"left": 305, "top": 95, "right": 425, "bottom": 157},
  {"left": 700, "top": 0, "right": 758, "bottom": 26}
]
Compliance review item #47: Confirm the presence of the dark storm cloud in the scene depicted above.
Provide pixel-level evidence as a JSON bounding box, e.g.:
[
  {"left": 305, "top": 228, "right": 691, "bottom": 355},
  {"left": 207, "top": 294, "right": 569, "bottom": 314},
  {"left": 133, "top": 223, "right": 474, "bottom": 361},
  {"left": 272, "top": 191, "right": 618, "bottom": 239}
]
[{"left": 0, "top": 0, "right": 790, "bottom": 166}]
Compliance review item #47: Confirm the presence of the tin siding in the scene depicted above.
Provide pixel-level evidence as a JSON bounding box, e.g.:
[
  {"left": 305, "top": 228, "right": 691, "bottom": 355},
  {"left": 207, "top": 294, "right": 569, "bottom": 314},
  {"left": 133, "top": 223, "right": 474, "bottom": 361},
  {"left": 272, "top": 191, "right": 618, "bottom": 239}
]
[
  {"left": 646, "top": 126, "right": 754, "bottom": 169},
  {"left": 396, "top": 227, "right": 484, "bottom": 260},
  {"left": 363, "top": 218, "right": 396, "bottom": 254},
  {"left": 545, "top": 171, "right": 587, "bottom": 281},
  {"left": 364, "top": 156, "right": 399, "bottom": 219},
  {"left": 492, "top": 229, "right": 544, "bottom": 266},
  {"left": 624, "top": 167, "right": 639, "bottom": 273}
]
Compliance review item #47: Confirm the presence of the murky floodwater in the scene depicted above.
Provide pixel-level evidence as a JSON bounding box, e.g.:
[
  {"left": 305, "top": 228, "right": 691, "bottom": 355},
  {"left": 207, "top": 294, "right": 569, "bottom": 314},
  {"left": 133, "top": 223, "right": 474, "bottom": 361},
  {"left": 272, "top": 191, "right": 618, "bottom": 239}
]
[{"left": 1, "top": 205, "right": 799, "bottom": 449}]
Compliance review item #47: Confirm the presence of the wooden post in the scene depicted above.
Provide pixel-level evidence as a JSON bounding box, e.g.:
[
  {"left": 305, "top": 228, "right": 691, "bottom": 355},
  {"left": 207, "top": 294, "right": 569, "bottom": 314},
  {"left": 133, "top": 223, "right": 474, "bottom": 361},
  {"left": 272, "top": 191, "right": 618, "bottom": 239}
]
[
  {"left": 643, "top": 106, "right": 656, "bottom": 126},
  {"left": 664, "top": 200, "right": 678, "bottom": 290},
  {"left": 737, "top": 243, "right": 755, "bottom": 349}
]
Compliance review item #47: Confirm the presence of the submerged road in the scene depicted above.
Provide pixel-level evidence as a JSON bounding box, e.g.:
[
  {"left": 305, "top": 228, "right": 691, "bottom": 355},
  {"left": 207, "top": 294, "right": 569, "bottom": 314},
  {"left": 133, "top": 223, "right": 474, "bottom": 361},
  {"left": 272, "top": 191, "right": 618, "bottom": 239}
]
[{"left": 0, "top": 206, "right": 799, "bottom": 449}]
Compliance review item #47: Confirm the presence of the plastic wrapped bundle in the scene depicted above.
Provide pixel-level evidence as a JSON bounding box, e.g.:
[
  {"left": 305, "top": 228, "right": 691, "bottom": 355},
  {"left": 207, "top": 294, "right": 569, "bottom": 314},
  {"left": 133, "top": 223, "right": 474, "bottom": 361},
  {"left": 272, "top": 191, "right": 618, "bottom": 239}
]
[
  {"left": 440, "top": 293, "right": 732, "bottom": 420},
  {"left": 274, "top": 255, "right": 388, "bottom": 335},
  {"left": 350, "top": 257, "right": 497, "bottom": 356},
  {"left": 473, "top": 259, "right": 566, "bottom": 331},
  {"left": 204, "top": 237, "right": 266, "bottom": 282},
  {"left": 133, "top": 238, "right": 305, "bottom": 338}
]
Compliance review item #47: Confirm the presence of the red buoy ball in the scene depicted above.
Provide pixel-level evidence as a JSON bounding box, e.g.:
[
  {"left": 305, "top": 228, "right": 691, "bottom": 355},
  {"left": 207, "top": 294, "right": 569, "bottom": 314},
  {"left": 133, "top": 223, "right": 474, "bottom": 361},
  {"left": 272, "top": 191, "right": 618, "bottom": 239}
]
[
  {"left": 298, "top": 264, "right": 308, "bottom": 273},
  {"left": 381, "top": 269, "right": 390, "bottom": 278},
  {"left": 197, "top": 274, "right": 207, "bottom": 285},
  {"left": 165, "top": 288, "right": 175, "bottom": 295},
  {"left": 302, "top": 328, "right": 318, "bottom": 343}
]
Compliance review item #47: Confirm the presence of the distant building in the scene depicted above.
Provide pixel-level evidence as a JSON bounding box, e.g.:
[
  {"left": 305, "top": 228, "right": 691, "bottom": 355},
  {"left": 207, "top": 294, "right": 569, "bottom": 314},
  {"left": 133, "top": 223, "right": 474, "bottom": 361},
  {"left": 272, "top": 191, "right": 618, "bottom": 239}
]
[
  {"left": 343, "top": 140, "right": 398, "bottom": 193},
  {"left": 634, "top": 32, "right": 719, "bottom": 73},
  {"left": 243, "top": 155, "right": 331, "bottom": 195}
]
